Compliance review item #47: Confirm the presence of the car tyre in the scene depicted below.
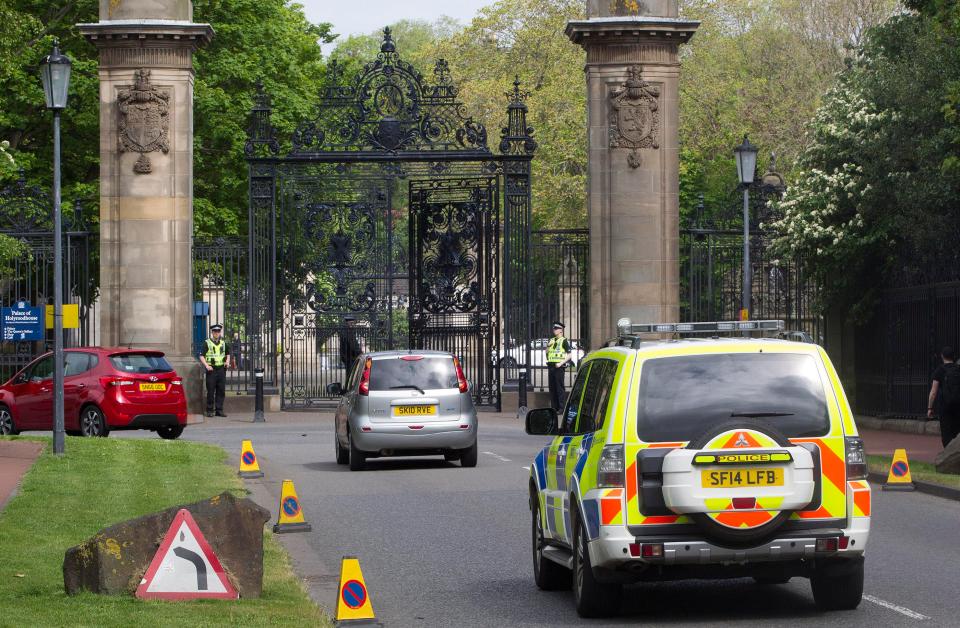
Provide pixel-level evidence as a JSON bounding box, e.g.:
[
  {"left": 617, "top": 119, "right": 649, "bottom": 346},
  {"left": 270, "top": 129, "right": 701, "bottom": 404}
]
[
  {"left": 79, "top": 406, "right": 109, "bottom": 438},
  {"left": 444, "top": 451, "right": 461, "bottom": 462},
  {"left": 460, "top": 439, "right": 478, "bottom": 467},
  {"left": 348, "top": 431, "right": 366, "bottom": 471},
  {"left": 811, "top": 559, "right": 864, "bottom": 611},
  {"left": 157, "top": 425, "right": 184, "bottom": 440},
  {"left": 573, "top": 509, "right": 622, "bottom": 618},
  {"left": 531, "top": 498, "right": 569, "bottom": 590},
  {"left": 0, "top": 405, "right": 18, "bottom": 435},
  {"left": 335, "top": 430, "right": 349, "bottom": 465}
]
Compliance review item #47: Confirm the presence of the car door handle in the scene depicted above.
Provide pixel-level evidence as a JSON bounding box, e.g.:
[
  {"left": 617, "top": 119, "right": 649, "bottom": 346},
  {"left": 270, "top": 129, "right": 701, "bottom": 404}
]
[{"left": 77, "top": 383, "right": 86, "bottom": 389}]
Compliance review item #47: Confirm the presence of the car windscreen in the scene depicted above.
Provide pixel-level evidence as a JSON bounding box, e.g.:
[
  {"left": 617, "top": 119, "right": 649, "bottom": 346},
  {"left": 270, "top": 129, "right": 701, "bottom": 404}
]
[
  {"left": 109, "top": 353, "right": 173, "bottom": 374},
  {"left": 637, "top": 353, "right": 830, "bottom": 442},
  {"left": 369, "top": 357, "right": 458, "bottom": 391}
]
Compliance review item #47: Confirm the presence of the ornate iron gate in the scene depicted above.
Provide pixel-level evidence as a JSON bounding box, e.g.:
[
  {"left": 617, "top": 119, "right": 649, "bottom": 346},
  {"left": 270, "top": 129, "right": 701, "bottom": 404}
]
[
  {"left": 244, "top": 28, "right": 536, "bottom": 409},
  {"left": 409, "top": 178, "right": 499, "bottom": 405}
]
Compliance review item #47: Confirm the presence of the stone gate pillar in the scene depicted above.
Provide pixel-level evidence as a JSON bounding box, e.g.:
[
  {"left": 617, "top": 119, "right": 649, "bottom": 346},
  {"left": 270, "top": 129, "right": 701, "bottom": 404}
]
[
  {"left": 567, "top": 1, "right": 698, "bottom": 346},
  {"left": 80, "top": 1, "right": 213, "bottom": 414}
]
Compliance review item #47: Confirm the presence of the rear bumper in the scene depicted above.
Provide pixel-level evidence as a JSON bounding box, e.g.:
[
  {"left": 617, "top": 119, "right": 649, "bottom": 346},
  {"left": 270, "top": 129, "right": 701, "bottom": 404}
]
[
  {"left": 102, "top": 399, "right": 187, "bottom": 428},
  {"left": 590, "top": 515, "right": 869, "bottom": 582},
  {"left": 351, "top": 420, "right": 476, "bottom": 453}
]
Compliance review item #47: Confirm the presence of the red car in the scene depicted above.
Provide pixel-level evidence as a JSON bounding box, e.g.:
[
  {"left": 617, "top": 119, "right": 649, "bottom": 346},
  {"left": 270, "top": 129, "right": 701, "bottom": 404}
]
[{"left": 0, "top": 348, "right": 188, "bottom": 439}]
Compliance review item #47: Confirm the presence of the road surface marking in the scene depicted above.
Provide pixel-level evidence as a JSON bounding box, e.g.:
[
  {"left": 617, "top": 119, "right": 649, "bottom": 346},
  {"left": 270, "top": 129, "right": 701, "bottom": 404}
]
[
  {"left": 863, "top": 595, "right": 929, "bottom": 621},
  {"left": 482, "top": 451, "right": 511, "bottom": 463}
]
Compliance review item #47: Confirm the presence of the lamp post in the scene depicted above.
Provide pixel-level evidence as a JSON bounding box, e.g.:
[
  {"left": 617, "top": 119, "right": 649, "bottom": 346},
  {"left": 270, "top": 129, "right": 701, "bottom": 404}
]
[
  {"left": 733, "top": 135, "right": 758, "bottom": 321},
  {"left": 41, "top": 41, "right": 71, "bottom": 455}
]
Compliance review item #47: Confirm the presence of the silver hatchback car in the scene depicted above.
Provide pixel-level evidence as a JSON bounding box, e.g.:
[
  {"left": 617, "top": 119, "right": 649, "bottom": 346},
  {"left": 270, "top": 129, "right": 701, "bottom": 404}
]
[{"left": 328, "top": 350, "right": 479, "bottom": 471}]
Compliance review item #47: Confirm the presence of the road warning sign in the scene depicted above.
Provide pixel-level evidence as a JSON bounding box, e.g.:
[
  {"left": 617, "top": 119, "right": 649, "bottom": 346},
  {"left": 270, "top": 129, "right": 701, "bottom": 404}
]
[
  {"left": 272, "top": 479, "right": 312, "bottom": 533},
  {"left": 883, "top": 448, "right": 915, "bottom": 491},
  {"left": 335, "top": 556, "right": 380, "bottom": 625},
  {"left": 238, "top": 440, "right": 264, "bottom": 478},
  {"left": 136, "top": 508, "right": 238, "bottom": 600}
]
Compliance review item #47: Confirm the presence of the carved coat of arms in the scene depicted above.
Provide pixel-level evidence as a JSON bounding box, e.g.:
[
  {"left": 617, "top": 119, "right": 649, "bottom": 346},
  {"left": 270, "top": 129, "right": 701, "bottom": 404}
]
[
  {"left": 609, "top": 65, "right": 661, "bottom": 168},
  {"left": 118, "top": 69, "right": 170, "bottom": 174}
]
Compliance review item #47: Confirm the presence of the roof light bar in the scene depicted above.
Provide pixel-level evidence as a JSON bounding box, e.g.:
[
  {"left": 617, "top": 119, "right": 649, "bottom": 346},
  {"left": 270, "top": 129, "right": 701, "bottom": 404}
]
[{"left": 617, "top": 319, "right": 785, "bottom": 335}]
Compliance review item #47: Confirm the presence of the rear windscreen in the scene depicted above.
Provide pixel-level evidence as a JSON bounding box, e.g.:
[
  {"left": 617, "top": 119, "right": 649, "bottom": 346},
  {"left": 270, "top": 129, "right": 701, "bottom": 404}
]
[
  {"left": 637, "top": 353, "right": 830, "bottom": 442},
  {"left": 109, "top": 353, "right": 173, "bottom": 374},
  {"left": 369, "top": 357, "right": 458, "bottom": 391}
]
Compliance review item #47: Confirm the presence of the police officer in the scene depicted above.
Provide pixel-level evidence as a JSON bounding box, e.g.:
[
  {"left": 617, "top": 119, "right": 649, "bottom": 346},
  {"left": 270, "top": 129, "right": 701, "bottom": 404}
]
[
  {"left": 200, "top": 324, "right": 232, "bottom": 417},
  {"left": 546, "top": 321, "right": 573, "bottom": 412},
  {"left": 339, "top": 315, "right": 362, "bottom": 371}
]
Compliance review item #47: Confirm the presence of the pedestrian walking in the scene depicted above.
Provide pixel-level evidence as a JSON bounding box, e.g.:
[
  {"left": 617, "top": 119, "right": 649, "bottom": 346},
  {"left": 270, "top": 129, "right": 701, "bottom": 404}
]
[
  {"left": 927, "top": 346, "right": 960, "bottom": 448},
  {"left": 546, "top": 321, "right": 573, "bottom": 412},
  {"left": 339, "top": 315, "right": 362, "bottom": 371},
  {"left": 200, "top": 323, "right": 232, "bottom": 417}
]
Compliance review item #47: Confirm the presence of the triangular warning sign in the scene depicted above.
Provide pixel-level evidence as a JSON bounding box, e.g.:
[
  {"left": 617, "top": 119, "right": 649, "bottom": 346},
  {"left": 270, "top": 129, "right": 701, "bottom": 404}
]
[{"left": 136, "top": 508, "right": 239, "bottom": 600}]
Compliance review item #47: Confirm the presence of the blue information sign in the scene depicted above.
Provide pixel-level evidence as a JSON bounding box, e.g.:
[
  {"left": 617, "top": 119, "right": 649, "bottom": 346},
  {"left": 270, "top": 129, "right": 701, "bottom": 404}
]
[{"left": 2, "top": 301, "right": 44, "bottom": 341}]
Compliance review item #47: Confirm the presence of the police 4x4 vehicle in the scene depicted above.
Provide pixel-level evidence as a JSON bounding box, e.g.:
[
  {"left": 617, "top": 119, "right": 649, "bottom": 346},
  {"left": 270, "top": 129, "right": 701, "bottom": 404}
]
[{"left": 526, "top": 320, "right": 870, "bottom": 618}]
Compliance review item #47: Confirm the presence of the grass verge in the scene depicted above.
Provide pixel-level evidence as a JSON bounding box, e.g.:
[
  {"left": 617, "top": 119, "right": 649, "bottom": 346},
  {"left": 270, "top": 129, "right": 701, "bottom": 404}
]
[
  {"left": 868, "top": 454, "right": 960, "bottom": 489},
  {"left": 0, "top": 435, "right": 328, "bottom": 627}
]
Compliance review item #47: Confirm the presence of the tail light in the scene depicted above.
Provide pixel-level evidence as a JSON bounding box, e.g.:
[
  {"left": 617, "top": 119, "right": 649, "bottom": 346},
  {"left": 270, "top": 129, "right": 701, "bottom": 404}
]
[
  {"left": 453, "top": 357, "right": 468, "bottom": 393},
  {"left": 171, "top": 379, "right": 182, "bottom": 386},
  {"left": 100, "top": 377, "right": 134, "bottom": 388},
  {"left": 597, "top": 444, "right": 625, "bottom": 487},
  {"left": 358, "top": 358, "right": 372, "bottom": 396},
  {"left": 845, "top": 436, "right": 867, "bottom": 480}
]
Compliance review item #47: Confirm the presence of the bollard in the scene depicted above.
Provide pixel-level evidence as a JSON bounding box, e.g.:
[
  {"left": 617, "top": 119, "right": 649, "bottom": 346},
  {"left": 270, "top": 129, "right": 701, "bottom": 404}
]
[
  {"left": 517, "top": 367, "right": 528, "bottom": 419},
  {"left": 254, "top": 368, "right": 265, "bottom": 423}
]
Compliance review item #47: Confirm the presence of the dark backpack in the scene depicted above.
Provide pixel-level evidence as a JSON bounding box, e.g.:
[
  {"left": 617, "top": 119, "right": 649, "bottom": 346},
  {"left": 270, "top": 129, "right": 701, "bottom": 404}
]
[{"left": 941, "top": 363, "right": 960, "bottom": 411}]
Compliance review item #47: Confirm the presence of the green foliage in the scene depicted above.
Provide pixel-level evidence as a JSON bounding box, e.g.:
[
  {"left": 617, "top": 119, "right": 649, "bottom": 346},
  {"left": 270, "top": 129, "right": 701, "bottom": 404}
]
[
  {"left": 770, "top": 12, "right": 960, "bottom": 316},
  {"left": 677, "top": 0, "right": 899, "bottom": 222}
]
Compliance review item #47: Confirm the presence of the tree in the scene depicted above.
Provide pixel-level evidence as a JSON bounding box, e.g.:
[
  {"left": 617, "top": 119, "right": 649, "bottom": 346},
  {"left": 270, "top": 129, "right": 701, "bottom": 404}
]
[
  {"left": 677, "top": 0, "right": 900, "bottom": 223},
  {"left": 769, "top": 10, "right": 960, "bottom": 316},
  {"left": 427, "top": 0, "right": 587, "bottom": 229}
]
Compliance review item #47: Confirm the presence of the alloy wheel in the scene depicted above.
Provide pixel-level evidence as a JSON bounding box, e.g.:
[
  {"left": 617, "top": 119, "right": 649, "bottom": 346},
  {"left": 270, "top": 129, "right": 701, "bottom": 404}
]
[
  {"left": 0, "top": 408, "right": 12, "bottom": 435},
  {"left": 81, "top": 408, "right": 102, "bottom": 436}
]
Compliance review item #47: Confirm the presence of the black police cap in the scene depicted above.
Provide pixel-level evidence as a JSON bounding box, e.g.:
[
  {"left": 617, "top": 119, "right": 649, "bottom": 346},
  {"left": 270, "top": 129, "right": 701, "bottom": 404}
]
[{"left": 210, "top": 324, "right": 223, "bottom": 332}]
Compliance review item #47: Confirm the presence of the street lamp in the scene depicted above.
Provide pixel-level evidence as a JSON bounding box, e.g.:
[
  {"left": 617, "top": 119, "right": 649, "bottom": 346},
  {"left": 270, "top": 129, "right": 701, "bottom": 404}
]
[
  {"left": 733, "top": 135, "right": 758, "bottom": 321},
  {"left": 41, "top": 40, "right": 71, "bottom": 455}
]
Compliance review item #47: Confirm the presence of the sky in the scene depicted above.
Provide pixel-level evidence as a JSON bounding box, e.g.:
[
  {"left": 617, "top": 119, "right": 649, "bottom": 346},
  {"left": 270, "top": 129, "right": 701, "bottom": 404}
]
[{"left": 298, "top": 0, "right": 493, "bottom": 50}]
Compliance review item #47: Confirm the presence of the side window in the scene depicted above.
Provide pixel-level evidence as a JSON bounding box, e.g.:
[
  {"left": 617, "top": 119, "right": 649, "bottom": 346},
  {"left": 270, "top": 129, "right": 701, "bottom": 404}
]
[
  {"left": 29, "top": 357, "right": 54, "bottom": 382},
  {"left": 592, "top": 360, "right": 618, "bottom": 432},
  {"left": 64, "top": 353, "right": 92, "bottom": 377},
  {"left": 574, "top": 361, "right": 609, "bottom": 434},
  {"left": 561, "top": 363, "right": 592, "bottom": 434},
  {"left": 346, "top": 357, "right": 362, "bottom": 391}
]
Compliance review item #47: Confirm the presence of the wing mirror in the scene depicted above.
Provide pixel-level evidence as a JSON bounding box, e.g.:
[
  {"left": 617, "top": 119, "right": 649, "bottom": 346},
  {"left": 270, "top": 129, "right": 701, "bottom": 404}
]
[
  {"left": 525, "top": 407, "right": 558, "bottom": 435},
  {"left": 325, "top": 382, "right": 343, "bottom": 396}
]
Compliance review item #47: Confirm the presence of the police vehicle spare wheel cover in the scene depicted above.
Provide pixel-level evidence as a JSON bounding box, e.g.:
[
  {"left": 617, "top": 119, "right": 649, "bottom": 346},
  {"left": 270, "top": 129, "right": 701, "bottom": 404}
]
[{"left": 679, "top": 419, "right": 810, "bottom": 546}]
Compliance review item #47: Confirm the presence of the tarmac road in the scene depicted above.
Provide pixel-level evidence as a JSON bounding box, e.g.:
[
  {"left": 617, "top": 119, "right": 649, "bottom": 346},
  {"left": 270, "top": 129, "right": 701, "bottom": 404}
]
[{"left": 152, "top": 412, "right": 960, "bottom": 627}]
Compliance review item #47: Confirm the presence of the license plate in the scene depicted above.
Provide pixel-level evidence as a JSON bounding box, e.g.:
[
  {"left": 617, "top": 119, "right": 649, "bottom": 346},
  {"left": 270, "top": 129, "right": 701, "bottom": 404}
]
[
  {"left": 393, "top": 405, "right": 436, "bottom": 416},
  {"left": 701, "top": 468, "right": 784, "bottom": 488},
  {"left": 139, "top": 383, "right": 167, "bottom": 392}
]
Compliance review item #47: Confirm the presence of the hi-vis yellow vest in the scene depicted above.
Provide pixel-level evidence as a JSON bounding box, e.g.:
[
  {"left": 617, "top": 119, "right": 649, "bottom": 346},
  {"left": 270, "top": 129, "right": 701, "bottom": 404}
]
[
  {"left": 205, "top": 339, "right": 227, "bottom": 366},
  {"left": 547, "top": 336, "right": 567, "bottom": 363}
]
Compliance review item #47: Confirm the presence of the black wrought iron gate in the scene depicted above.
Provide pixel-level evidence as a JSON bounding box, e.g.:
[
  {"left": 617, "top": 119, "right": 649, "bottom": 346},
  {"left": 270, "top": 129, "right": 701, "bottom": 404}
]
[
  {"left": 409, "top": 178, "right": 499, "bottom": 405},
  {"left": 244, "top": 28, "right": 536, "bottom": 409}
]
